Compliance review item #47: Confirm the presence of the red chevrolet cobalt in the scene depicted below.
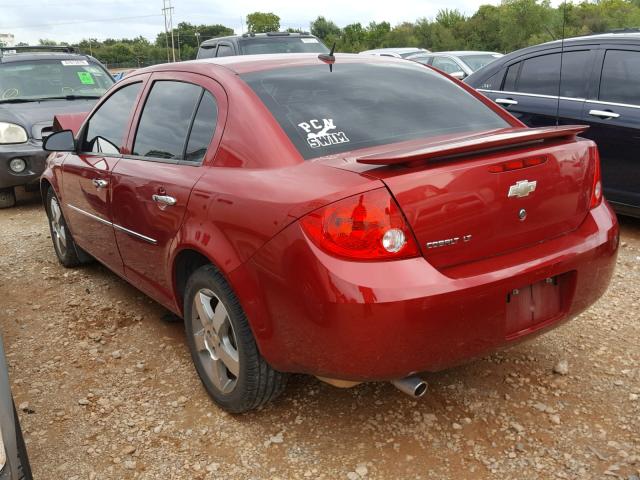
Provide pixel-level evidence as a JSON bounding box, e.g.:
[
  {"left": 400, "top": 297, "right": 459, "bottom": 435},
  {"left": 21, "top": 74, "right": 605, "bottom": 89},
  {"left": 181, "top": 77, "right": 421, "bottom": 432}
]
[{"left": 41, "top": 54, "right": 618, "bottom": 413}]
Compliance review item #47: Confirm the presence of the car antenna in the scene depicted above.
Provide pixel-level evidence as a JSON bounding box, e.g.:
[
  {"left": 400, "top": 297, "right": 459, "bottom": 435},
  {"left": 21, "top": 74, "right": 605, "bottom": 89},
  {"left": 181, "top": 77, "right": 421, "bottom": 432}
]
[
  {"left": 555, "top": 0, "right": 567, "bottom": 127},
  {"left": 318, "top": 42, "right": 336, "bottom": 72}
]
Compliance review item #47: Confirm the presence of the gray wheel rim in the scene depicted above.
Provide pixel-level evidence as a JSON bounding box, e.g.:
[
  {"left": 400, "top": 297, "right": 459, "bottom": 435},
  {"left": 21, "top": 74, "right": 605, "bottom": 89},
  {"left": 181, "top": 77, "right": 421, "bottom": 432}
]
[
  {"left": 49, "top": 197, "right": 67, "bottom": 255},
  {"left": 191, "top": 288, "right": 240, "bottom": 394}
]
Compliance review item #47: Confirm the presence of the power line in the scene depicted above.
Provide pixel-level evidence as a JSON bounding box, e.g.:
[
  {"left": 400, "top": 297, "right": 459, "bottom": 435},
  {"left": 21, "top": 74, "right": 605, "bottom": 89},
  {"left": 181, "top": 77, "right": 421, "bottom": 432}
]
[{"left": 0, "top": 14, "right": 163, "bottom": 30}]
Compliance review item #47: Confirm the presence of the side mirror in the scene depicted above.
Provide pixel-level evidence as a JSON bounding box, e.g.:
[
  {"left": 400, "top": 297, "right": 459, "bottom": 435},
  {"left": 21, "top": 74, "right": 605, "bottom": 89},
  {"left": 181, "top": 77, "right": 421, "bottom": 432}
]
[
  {"left": 450, "top": 71, "right": 467, "bottom": 80},
  {"left": 43, "top": 130, "right": 76, "bottom": 152}
]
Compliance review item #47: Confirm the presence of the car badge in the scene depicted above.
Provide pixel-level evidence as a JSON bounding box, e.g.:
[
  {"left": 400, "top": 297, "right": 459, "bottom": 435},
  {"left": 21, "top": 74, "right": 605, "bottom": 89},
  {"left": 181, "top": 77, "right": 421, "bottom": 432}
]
[{"left": 508, "top": 180, "right": 537, "bottom": 198}]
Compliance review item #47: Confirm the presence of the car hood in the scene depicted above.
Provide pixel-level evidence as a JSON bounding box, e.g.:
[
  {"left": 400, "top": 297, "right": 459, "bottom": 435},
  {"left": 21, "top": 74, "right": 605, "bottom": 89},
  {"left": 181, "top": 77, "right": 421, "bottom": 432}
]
[{"left": 0, "top": 98, "right": 99, "bottom": 140}]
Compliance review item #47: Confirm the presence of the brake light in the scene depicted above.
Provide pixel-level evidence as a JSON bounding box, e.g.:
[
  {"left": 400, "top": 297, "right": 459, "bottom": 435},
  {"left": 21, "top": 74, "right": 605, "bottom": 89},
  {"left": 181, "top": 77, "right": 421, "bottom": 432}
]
[
  {"left": 300, "top": 188, "right": 419, "bottom": 260},
  {"left": 590, "top": 146, "right": 603, "bottom": 209}
]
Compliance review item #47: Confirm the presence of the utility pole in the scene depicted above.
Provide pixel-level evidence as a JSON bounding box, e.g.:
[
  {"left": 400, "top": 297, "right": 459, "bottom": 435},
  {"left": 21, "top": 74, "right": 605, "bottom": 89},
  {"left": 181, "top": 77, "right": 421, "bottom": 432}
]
[{"left": 161, "top": 0, "right": 176, "bottom": 62}]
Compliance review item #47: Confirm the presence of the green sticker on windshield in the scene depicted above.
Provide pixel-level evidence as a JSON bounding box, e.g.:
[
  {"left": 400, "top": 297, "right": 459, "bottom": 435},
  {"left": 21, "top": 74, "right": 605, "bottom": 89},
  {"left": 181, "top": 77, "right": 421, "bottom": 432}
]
[{"left": 77, "top": 71, "right": 95, "bottom": 85}]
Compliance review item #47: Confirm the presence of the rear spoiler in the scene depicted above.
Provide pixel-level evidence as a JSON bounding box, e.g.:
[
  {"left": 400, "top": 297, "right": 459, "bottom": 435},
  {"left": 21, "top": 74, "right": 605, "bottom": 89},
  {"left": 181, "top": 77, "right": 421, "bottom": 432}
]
[
  {"left": 356, "top": 125, "right": 589, "bottom": 166},
  {"left": 53, "top": 112, "right": 89, "bottom": 136}
]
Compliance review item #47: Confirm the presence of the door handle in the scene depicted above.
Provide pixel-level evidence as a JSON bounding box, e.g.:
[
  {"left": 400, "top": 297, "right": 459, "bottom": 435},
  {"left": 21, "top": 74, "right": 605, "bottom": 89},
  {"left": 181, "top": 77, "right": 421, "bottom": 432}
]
[
  {"left": 588, "top": 109, "right": 620, "bottom": 119},
  {"left": 495, "top": 98, "right": 518, "bottom": 106},
  {"left": 152, "top": 194, "right": 177, "bottom": 206},
  {"left": 92, "top": 179, "right": 108, "bottom": 189}
]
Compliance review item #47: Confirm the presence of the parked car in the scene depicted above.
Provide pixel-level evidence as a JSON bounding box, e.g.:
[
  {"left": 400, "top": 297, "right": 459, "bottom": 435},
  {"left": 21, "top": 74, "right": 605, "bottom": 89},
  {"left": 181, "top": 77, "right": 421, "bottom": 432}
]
[
  {"left": 111, "top": 69, "right": 135, "bottom": 82},
  {"left": 196, "top": 32, "right": 328, "bottom": 59},
  {"left": 0, "top": 335, "right": 32, "bottom": 479},
  {"left": 465, "top": 32, "right": 640, "bottom": 217},
  {"left": 359, "top": 47, "right": 430, "bottom": 58},
  {"left": 0, "top": 46, "right": 114, "bottom": 208},
  {"left": 407, "top": 51, "right": 503, "bottom": 79},
  {"left": 41, "top": 53, "right": 618, "bottom": 413}
]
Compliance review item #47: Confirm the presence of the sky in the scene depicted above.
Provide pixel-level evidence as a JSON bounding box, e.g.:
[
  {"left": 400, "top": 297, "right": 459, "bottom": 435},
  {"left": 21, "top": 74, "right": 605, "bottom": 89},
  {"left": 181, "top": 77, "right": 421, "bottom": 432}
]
[{"left": 0, "top": 0, "right": 501, "bottom": 45}]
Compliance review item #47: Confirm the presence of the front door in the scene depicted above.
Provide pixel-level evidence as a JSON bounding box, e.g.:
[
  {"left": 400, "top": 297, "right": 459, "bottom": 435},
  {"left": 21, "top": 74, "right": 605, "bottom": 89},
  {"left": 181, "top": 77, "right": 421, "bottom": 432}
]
[
  {"left": 581, "top": 48, "right": 640, "bottom": 209},
  {"left": 61, "top": 80, "right": 144, "bottom": 271},
  {"left": 111, "top": 73, "right": 224, "bottom": 307}
]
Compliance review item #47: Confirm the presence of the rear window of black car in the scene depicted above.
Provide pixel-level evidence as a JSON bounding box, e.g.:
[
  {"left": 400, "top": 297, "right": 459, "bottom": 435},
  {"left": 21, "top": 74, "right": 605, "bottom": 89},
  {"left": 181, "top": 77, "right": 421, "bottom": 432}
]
[{"left": 242, "top": 62, "right": 509, "bottom": 160}]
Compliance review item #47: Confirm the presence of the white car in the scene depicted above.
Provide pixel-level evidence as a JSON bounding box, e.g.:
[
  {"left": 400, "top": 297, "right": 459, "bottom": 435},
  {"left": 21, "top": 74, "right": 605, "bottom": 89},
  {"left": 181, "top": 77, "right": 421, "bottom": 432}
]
[
  {"left": 359, "top": 47, "right": 430, "bottom": 58},
  {"left": 407, "top": 51, "right": 503, "bottom": 79}
]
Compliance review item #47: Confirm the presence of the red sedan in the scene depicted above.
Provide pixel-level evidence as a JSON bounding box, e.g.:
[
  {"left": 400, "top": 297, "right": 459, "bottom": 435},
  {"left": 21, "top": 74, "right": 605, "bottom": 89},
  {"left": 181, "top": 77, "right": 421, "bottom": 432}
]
[{"left": 41, "top": 53, "right": 618, "bottom": 413}]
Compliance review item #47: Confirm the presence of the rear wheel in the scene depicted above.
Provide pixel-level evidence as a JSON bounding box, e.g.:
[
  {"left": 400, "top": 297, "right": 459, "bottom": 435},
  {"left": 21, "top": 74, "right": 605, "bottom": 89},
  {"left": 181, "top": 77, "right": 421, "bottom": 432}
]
[
  {"left": 0, "top": 187, "right": 16, "bottom": 209},
  {"left": 184, "top": 265, "right": 288, "bottom": 413},
  {"left": 45, "top": 187, "right": 91, "bottom": 267}
]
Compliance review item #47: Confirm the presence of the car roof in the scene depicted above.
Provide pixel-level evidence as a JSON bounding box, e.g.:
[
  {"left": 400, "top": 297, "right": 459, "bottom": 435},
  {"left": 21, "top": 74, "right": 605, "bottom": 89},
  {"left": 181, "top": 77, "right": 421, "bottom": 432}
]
[
  {"left": 433, "top": 51, "right": 502, "bottom": 56},
  {"left": 133, "top": 53, "right": 412, "bottom": 76},
  {"left": 0, "top": 51, "right": 97, "bottom": 64},
  {"left": 360, "top": 48, "right": 426, "bottom": 54},
  {"left": 200, "top": 32, "right": 317, "bottom": 45}
]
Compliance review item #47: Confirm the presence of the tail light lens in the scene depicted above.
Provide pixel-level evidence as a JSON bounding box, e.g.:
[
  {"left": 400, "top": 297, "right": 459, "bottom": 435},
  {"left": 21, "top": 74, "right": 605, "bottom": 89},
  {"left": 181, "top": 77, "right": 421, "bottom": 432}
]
[
  {"left": 300, "top": 188, "right": 419, "bottom": 261},
  {"left": 590, "top": 146, "right": 603, "bottom": 209}
]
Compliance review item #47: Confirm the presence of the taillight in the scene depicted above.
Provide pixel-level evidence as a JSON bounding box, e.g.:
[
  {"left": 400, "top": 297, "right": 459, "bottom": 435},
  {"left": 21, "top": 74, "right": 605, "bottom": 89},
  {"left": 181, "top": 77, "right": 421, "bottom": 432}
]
[
  {"left": 590, "top": 146, "right": 603, "bottom": 209},
  {"left": 300, "top": 188, "right": 419, "bottom": 261}
]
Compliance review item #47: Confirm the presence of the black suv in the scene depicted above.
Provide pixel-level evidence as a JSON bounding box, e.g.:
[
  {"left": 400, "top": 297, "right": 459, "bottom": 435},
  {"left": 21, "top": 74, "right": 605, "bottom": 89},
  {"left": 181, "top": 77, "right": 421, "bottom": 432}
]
[
  {"left": 196, "top": 32, "right": 329, "bottom": 59},
  {"left": 0, "top": 46, "right": 114, "bottom": 208},
  {"left": 466, "top": 33, "right": 640, "bottom": 217}
]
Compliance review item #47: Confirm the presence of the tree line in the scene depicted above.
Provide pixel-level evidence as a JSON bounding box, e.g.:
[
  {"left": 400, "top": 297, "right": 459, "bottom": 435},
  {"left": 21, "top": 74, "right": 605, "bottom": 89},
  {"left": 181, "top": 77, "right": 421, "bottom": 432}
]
[{"left": 6, "top": 1, "right": 640, "bottom": 68}]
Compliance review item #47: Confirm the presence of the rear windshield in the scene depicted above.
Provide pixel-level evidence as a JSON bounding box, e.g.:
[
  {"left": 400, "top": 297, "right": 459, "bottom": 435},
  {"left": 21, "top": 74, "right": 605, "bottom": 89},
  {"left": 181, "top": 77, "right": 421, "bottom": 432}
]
[
  {"left": 239, "top": 37, "right": 329, "bottom": 55},
  {"left": 242, "top": 62, "right": 509, "bottom": 160},
  {"left": 0, "top": 59, "right": 114, "bottom": 102}
]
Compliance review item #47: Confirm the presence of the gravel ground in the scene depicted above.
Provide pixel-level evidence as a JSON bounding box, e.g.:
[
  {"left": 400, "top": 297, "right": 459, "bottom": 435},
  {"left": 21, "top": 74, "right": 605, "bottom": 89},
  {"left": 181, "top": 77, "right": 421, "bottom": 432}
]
[{"left": 1, "top": 190, "right": 639, "bottom": 480}]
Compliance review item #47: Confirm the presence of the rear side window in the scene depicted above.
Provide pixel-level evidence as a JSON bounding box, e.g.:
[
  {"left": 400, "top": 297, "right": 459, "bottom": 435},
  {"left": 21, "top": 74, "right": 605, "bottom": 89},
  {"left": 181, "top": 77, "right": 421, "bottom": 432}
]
[
  {"left": 133, "top": 81, "right": 202, "bottom": 159},
  {"left": 242, "top": 63, "right": 509, "bottom": 160},
  {"left": 197, "top": 46, "right": 216, "bottom": 59},
  {"left": 515, "top": 51, "right": 590, "bottom": 98},
  {"left": 185, "top": 91, "right": 218, "bottom": 163},
  {"left": 82, "top": 82, "right": 142, "bottom": 154},
  {"left": 599, "top": 50, "right": 640, "bottom": 106}
]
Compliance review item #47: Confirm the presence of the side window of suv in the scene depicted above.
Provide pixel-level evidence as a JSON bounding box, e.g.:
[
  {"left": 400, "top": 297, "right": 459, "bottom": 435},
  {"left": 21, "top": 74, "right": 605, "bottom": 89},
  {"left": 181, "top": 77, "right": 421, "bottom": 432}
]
[
  {"left": 599, "top": 50, "right": 640, "bottom": 106},
  {"left": 216, "top": 44, "right": 234, "bottom": 57},
  {"left": 82, "top": 82, "right": 142, "bottom": 154},
  {"left": 132, "top": 81, "right": 203, "bottom": 160},
  {"left": 515, "top": 51, "right": 591, "bottom": 98}
]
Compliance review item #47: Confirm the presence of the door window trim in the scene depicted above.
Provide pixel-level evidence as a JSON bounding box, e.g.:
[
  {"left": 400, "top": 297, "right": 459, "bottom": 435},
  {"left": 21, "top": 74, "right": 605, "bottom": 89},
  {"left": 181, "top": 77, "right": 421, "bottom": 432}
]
[{"left": 478, "top": 88, "right": 586, "bottom": 103}]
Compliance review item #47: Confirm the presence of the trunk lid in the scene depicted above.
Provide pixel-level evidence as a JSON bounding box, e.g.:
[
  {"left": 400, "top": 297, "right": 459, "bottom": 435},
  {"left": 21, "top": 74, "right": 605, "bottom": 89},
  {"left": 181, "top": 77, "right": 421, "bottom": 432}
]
[{"left": 326, "top": 127, "right": 595, "bottom": 270}]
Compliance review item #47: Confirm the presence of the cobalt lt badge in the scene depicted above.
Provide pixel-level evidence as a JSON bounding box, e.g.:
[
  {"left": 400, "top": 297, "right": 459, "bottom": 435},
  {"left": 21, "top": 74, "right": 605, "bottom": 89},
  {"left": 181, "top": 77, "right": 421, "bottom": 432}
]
[{"left": 508, "top": 180, "right": 537, "bottom": 198}]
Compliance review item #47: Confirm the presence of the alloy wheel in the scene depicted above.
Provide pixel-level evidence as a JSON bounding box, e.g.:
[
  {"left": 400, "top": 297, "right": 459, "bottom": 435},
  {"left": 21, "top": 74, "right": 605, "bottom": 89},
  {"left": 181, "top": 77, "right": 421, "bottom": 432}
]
[
  {"left": 49, "top": 196, "right": 67, "bottom": 255},
  {"left": 191, "top": 288, "right": 240, "bottom": 394}
]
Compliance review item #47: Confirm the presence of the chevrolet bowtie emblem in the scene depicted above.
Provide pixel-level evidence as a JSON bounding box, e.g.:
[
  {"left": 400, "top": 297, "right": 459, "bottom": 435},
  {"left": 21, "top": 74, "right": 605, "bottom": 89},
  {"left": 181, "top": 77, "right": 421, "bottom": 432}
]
[{"left": 508, "top": 180, "right": 537, "bottom": 198}]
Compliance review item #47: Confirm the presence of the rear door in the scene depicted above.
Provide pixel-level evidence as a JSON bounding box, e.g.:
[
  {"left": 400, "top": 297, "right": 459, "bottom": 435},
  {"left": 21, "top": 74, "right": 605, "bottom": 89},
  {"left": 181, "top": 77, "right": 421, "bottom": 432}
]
[
  {"left": 61, "top": 79, "right": 144, "bottom": 271},
  {"left": 478, "top": 48, "right": 596, "bottom": 128},
  {"left": 581, "top": 47, "right": 640, "bottom": 209},
  {"left": 111, "top": 72, "right": 226, "bottom": 306}
]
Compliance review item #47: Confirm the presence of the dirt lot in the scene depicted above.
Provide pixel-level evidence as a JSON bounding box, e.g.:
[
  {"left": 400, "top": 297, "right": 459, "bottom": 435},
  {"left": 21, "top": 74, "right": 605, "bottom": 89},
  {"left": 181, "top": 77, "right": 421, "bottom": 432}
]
[{"left": 1, "top": 190, "right": 639, "bottom": 480}]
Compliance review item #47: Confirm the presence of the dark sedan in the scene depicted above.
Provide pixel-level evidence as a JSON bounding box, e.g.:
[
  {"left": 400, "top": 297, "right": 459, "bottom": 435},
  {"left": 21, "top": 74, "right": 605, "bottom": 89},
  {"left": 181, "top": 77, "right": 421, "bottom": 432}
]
[{"left": 466, "top": 32, "right": 640, "bottom": 217}]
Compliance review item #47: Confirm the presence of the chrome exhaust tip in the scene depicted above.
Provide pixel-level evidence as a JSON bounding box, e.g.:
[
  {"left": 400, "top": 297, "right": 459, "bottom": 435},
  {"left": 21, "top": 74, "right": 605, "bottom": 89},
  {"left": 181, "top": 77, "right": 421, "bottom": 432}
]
[{"left": 391, "top": 376, "right": 428, "bottom": 398}]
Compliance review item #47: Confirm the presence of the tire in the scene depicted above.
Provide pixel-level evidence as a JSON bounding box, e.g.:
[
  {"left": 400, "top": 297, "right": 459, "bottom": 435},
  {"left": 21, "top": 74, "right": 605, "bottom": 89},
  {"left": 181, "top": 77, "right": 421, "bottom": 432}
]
[
  {"left": 13, "top": 400, "right": 33, "bottom": 480},
  {"left": 0, "top": 187, "right": 16, "bottom": 209},
  {"left": 45, "top": 187, "right": 91, "bottom": 268},
  {"left": 184, "top": 264, "right": 288, "bottom": 413}
]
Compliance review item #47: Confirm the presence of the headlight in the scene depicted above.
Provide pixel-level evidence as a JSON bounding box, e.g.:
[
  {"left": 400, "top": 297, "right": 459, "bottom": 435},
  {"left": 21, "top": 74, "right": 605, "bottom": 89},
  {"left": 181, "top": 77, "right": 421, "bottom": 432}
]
[{"left": 0, "top": 122, "right": 28, "bottom": 144}]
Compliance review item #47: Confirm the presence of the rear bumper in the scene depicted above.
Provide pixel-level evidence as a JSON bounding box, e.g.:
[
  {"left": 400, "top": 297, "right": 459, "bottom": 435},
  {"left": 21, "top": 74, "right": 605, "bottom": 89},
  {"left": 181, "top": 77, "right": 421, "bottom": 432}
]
[
  {"left": 0, "top": 141, "right": 47, "bottom": 189},
  {"left": 233, "top": 201, "right": 619, "bottom": 381}
]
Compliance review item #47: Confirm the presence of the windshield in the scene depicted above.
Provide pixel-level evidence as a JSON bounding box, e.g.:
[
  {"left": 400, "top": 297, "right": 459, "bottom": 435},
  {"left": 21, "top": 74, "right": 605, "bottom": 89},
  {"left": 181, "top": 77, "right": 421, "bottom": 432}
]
[
  {"left": 459, "top": 54, "right": 503, "bottom": 72},
  {"left": 0, "top": 59, "right": 114, "bottom": 102},
  {"left": 242, "top": 62, "right": 509, "bottom": 160},
  {"left": 239, "top": 37, "right": 329, "bottom": 55}
]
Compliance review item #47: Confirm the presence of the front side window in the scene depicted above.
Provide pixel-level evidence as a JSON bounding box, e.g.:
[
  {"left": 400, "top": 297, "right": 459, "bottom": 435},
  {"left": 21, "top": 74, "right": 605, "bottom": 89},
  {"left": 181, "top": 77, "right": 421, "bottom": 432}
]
[
  {"left": 216, "top": 45, "right": 234, "bottom": 57},
  {"left": 515, "top": 51, "right": 590, "bottom": 98},
  {"left": 82, "top": 82, "right": 142, "bottom": 154},
  {"left": 132, "top": 81, "right": 203, "bottom": 160},
  {"left": 432, "top": 57, "right": 462, "bottom": 74},
  {"left": 242, "top": 62, "right": 509, "bottom": 160},
  {"left": 197, "top": 46, "right": 216, "bottom": 59},
  {"left": 0, "top": 59, "right": 114, "bottom": 103},
  {"left": 599, "top": 50, "right": 640, "bottom": 106}
]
